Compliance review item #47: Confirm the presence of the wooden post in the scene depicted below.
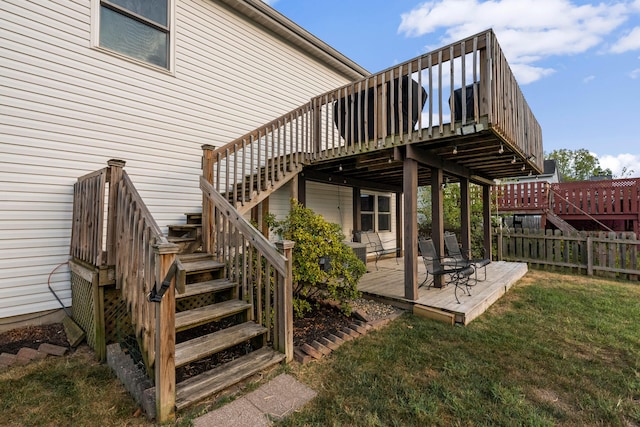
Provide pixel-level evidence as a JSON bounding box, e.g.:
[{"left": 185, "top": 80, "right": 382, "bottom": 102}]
[
  {"left": 403, "top": 157, "right": 418, "bottom": 299},
  {"left": 275, "top": 240, "right": 295, "bottom": 362},
  {"left": 105, "top": 159, "right": 126, "bottom": 266},
  {"left": 202, "top": 145, "right": 215, "bottom": 254},
  {"left": 587, "top": 235, "right": 594, "bottom": 275},
  {"left": 289, "top": 175, "right": 298, "bottom": 204},
  {"left": 460, "top": 177, "right": 471, "bottom": 255},
  {"left": 353, "top": 187, "right": 361, "bottom": 238},
  {"left": 395, "top": 191, "right": 403, "bottom": 257},
  {"left": 431, "top": 168, "right": 444, "bottom": 288},
  {"left": 298, "top": 173, "right": 306, "bottom": 206},
  {"left": 483, "top": 184, "right": 492, "bottom": 260},
  {"left": 154, "top": 242, "right": 179, "bottom": 423},
  {"left": 261, "top": 199, "right": 270, "bottom": 237}
]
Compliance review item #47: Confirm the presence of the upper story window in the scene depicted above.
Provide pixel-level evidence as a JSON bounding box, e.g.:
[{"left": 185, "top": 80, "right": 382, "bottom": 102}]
[{"left": 98, "top": 0, "right": 171, "bottom": 69}]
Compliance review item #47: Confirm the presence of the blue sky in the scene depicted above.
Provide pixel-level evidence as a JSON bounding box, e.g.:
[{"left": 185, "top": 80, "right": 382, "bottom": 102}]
[{"left": 264, "top": 0, "right": 640, "bottom": 177}]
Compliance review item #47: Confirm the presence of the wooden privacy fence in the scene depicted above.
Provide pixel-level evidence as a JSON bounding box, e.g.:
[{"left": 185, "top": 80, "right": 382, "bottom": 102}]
[{"left": 494, "top": 228, "right": 639, "bottom": 280}]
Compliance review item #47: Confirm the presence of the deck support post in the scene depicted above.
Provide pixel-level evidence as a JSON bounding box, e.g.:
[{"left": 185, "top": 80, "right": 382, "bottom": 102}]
[
  {"left": 352, "top": 187, "right": 361, "bottom": 239},
  {"left": 431, "top": 168, "right": 444, "bottom": 288},
  {"left": 483, "top": 184, "right": 492, "bottom": 260},
  {"left": 403, "top": 157, "right": 418, "bottom": 300},
  {"left": 395, "top": 191, "right": 403, "bottom": 257},
  {"left": 297, "top": 173, "right": 306, "bottom": 206},
  {"left": 460, "top": 177, "right": 471, "bottom": 255}
]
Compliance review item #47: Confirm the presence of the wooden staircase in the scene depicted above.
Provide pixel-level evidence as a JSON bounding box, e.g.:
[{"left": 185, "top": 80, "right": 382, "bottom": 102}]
[{"left": 162, "top": 213, "right": 285, "bottom": 412}]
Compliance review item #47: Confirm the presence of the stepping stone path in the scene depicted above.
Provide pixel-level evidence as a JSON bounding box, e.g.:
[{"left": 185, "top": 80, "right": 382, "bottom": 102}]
[{"left": 0, "top": 343, "right": 68, "bottom": 371}]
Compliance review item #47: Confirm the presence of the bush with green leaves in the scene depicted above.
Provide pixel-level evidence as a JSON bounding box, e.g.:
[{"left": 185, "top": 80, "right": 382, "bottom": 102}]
[{"left": 266, "top": 201, "right": 366, "bottom": 316}]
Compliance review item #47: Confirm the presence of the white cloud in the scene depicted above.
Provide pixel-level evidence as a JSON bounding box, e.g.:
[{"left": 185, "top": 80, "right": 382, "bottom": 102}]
[
  {"left": 398, "top": 0, "right": 632, "bottom": 83},
  {"left": 611, "top": 27, "right": 640, "bottom": 53},
  {"left": 597, "top": 153, "right": 640, "bottom": 178},
  {"left": 261, "top": 0, "right": 278, "bottom": 5},
  {"left": 583, "top": 75, "right": 596, "bottom": 83},
  {"left": 631, "top": 68, "right": 640, "bottom": 78}
]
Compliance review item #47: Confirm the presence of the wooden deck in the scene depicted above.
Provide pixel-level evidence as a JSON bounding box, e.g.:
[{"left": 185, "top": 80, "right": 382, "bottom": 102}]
[{"left": 359, "top": 257, "right": 528, "bottom": 325}]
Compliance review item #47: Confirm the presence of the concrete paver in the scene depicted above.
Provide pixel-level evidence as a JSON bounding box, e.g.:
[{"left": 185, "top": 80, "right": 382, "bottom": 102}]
[{"left": 193, "top": 374, "right": 316, "bottom": 427}]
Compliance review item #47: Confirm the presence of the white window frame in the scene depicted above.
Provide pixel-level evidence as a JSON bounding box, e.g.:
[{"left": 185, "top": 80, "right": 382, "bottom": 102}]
[
  {"left": 361, "top": 192, "right": 393, "bottom": 233},
  {"left": 91, "top": 0, "right": 176, "bottom": 74}
]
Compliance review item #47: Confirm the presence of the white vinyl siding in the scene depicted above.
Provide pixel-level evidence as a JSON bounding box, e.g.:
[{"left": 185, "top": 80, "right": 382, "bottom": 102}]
[{"left": 0, "top": 0, "right": 357, "bottom": 319}]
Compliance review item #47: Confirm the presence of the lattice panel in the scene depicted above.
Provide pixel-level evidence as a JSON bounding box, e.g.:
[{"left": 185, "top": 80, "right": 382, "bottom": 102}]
[
  {"left": 103, "top": 288, "right": 133, "bottom": 344},
  {"left": 70, "top": 271, "right": 97, "bottom": 350}
]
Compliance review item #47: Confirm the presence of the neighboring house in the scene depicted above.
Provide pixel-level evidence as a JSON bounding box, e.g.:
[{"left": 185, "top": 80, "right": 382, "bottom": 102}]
[
  {"left": 500, "top": 159, "right": 563, "bottom": 184},
  {"left": 1, "top": 0, "right": 370, "bottom": 325}
]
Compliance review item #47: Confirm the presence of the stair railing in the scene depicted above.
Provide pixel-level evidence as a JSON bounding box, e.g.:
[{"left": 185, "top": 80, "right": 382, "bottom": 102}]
[
  {"left": 200, "top": 176, "right": 294, "bottom": 362},
  {"left": 72, "top": 159, "right": 179, "bottom": 422}
]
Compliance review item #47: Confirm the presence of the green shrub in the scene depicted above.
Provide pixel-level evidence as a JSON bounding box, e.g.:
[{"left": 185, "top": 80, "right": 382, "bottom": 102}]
[{"left": 266, "top": 201, "right": 365, "bottom": 316}]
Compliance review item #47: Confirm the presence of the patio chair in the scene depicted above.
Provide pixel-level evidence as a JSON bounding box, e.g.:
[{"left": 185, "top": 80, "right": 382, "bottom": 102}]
[
  {"left": 443, "top": 232, "right": 490, "bottom": 282},
  {"left": 418, "top": 238, "right": 475, "bottom": 304}
]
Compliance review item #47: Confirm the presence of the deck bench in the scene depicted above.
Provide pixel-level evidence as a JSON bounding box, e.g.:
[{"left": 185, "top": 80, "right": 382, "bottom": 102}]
[{"left": 354, "top": 231, "right": 399, "bottom": 270}]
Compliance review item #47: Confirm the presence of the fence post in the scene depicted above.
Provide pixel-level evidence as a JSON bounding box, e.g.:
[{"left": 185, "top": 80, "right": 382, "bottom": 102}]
[
  {"left": 275, "top": 240, "right": 295, "bottom": 362},
  {"left": 154, "top": 242, "right": 179, "bottom": 423},
  {"left": 202, "top": 145, "right": 215, "bottom": 254},
  {"left": 105, "top": 159, "right": 126, "bottom": 266},
  {"left": 587, "top": 236, "right": 593, "bottom": 276}
]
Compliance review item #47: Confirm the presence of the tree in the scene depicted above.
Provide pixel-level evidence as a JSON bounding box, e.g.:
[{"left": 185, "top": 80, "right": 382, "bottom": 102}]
[{"left": 545, "top": 148, "right": 611, "bottom": 181}]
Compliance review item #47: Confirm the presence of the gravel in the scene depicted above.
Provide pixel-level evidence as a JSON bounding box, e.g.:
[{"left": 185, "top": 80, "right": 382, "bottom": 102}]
[{"left": 350, "top": 298, "right": 405, "bottom": 321}]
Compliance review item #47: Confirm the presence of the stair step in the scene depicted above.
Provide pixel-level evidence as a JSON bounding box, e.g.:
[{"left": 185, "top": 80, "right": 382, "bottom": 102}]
[
  {"left": 178, "top": 253, "right": 215, "bottom": 262},
  {"left": 185, "top": 212, "right": 202, "bottom": 224},
  {"left": 181, "top": 259, "right": 225, "bottom": 274},
  {"left": 168, "top": 236, "right": 196, "bottom": 243},
  {"left": 175, "top": 300, "right": 251, "bottom": 332},
  {"left": 175, "top": 347, "right": 285, "bottom": 411},
  {"left": 177, "top": 279, "right": 236, "bottom": 299},
  {"left": 175, "top": 322, "right": 267, "bottom": 368}
]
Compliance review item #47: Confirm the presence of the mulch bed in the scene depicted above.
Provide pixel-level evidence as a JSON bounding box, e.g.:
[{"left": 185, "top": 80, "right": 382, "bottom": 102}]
[{"left": 0, "top": 323, "right": 70, "bottom": 355}]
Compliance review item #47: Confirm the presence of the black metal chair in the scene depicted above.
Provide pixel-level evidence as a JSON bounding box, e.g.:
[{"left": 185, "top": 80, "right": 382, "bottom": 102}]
[
  {"left": 443, "top": 232, "right": 490, "bottom": 282},
  {"left": 418, "top": 238, "right": 474, "bottom": 304}
]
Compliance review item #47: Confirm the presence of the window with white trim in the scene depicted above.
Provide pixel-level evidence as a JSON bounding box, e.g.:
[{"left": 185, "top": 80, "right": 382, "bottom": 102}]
[
  {"left": 98, "top": 0, "right": 171, "bottom": 69},
  {"left": 360, "top": 193, "right": 392, "bottom": 232}
]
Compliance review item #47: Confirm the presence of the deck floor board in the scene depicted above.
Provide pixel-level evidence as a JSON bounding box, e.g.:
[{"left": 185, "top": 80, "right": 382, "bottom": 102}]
[{"left": 358, "top": 258, "right": 528, "bottom": 324}]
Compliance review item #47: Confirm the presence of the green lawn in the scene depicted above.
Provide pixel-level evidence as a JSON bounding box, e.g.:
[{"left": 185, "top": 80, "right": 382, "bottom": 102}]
[
  {"left": 278, "top": 270, "right": 640, "bottom": 426},
  {"left": 1, "top": 270, "right": 638, "bottom": 426}
]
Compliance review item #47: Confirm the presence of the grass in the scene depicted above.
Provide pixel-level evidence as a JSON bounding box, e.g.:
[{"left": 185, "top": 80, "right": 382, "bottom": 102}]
[
  {"left": 278, "top": 270, "right": 640, "bottom": 426},
  {"left": 0, "top": 270, "right": 638, "bottom": 426}
]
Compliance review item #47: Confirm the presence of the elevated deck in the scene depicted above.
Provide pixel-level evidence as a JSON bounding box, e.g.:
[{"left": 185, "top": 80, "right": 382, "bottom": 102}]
[{"left": 359, "top": 257, "right": 528, "bottom": 325}]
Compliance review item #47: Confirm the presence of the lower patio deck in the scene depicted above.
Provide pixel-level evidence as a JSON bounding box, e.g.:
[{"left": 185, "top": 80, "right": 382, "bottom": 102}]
[{"left": 359, "top": 258, "right": 528, "bottom": 325}]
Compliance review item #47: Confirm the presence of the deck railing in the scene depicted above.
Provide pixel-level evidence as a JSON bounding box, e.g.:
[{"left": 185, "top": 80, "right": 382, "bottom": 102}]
[
  {"left": 199, "top": 176, "right": 294, "bottom": 361},
  {"left": 495, "top": 179, "right": 640, "bottom": 220},
  {"left": 203, "top": 29, "right": 544, "bottom": 223},
  {"left": 71, "top": 160, "right": 179, "bottom": 421},
  {"left": 550, "top": 179, "right": 640, "bottom": 218}
]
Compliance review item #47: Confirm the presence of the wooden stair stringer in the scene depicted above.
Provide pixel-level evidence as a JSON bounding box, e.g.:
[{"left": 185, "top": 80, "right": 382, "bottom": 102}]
[
  {"left": 235, "top": 164, "right": 303, "bottom": 216},
  {"left": 175, "top": 347, "right": 285, "bottom": 411}
]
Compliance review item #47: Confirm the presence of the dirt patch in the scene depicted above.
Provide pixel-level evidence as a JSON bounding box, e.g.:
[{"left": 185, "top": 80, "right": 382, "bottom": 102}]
[{"left": 0, "top": 323, "right": 70, "bottom": 355}]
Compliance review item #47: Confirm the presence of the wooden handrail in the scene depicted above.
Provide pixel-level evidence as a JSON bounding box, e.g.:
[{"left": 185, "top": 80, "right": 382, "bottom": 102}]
[
  {"left": 200, "top": 176, "right": 293, "bottom": 360},
  {"left": 200, "top": 176, "right": 286, "bottom": 274}
]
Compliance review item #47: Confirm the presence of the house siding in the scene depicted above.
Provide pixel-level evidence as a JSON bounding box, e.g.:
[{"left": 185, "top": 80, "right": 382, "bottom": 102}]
[{"left": 0, "top": 0, "right": 359, "bottom": 319}]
